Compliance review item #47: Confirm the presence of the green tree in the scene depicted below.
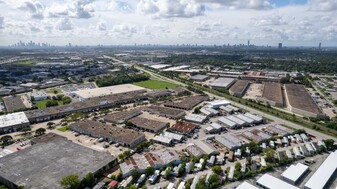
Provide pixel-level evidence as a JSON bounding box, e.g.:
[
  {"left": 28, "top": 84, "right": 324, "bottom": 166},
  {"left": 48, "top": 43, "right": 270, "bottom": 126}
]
[
  {"left": 0, "top": 135, "right": 13, "bottom": 145},
  {"left": 130, "top": 170, "right": 141, "bottom": 182},
  {"left": 126, "top": 185, "right": 137, "bottom": 189},
  {"left": 235, "top": 162, "right": 242, "bottom": 172},
  {"left": 211, "top": 165, "right": 223, "bottom": 175},
  {"left": 81, "top": 172, "right": 96, "bottom": 188},
  {"left": 47, "top": 122, "right": 55, "bottom": 129},
  {"left": 60, "top": 175, "right": 81, "bottom": 189},
  {"left": 35, "top": 128, "right": 46, "bottom": 136},
  {"left": 145, "top": 167, "right": 155, "bottom": 176},
  {"left": 0, "top": 185, "right": 8, "bottom": 189},
  {"left": 116, "top": 172, "right": 123, "bottom": 182}
]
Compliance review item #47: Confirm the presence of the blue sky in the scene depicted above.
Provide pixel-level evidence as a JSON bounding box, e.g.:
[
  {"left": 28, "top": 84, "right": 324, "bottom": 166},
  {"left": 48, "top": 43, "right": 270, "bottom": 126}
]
[{"left": 0, "top": 0, "right": 336, "bottom": 46}]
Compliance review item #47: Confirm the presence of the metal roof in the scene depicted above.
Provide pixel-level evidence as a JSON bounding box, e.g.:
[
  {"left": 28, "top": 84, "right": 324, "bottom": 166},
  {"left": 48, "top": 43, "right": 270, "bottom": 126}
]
[
  {"left": 237, "top": 182, "right": 259, "bottom": 189},
  {"left": 257, "top": 174, "right": 299, "bottom": 189},
  {"left": 281, "top": 163, "right": 309, "bottom": 183}
]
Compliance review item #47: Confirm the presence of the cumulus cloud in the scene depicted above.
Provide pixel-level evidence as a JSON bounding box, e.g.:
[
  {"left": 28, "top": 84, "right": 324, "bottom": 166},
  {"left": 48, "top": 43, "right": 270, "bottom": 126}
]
[
  {"left": 195, "top": 0, "right": 272, "bottom": 10},
  {"left": 108, "top": 0, "right": 133, "bottom": 12},
  {"left": 47, "top": 0, "right": 95, "bottom": 19},
  {"left": 19, "top": 0, "right": 45, "bottom": 19},
  {"left": 254, "top": 15, "right": 287, "bottom": 26},
  {"left": 97, "top": 21, "right": 106, "bottom": 31},
  {"left": 137, "top": 0, "right": 205, "bottom": 18},
  {"left": 0, "top": 16, "right": 4, "bottom": 29},
  {"left": 56, "top": 18, "right": 73, "bottom": 30},
  {"left": 111, "top": 23, "right": 137, "bottom": 37},
  {"left": 309, "top": 0, "right": 337, "bottom": 11}
]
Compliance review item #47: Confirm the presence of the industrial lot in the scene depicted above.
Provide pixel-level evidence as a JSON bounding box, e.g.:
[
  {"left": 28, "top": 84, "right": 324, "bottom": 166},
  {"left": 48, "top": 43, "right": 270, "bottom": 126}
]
[{"left": 0, "top": 50, "right": 336, "bottom": 189}]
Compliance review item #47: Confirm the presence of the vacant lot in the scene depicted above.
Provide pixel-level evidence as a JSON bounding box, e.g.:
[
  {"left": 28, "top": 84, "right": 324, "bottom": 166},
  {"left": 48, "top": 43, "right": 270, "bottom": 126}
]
[{"left": 133, "top": 80, "right": 177, "bottom": 89}]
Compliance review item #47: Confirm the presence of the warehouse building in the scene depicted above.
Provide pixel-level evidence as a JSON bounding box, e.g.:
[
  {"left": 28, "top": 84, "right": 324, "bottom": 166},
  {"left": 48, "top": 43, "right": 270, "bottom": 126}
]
[
  {"left": 256, "top": 174, "right": 299, "bottom": 189},
  {"left": 304, "top": 150, "right": 337, "bottom": 189},
  {"left": 194, "top": 140, "right": 219, "bottom": 156},
  {"left": 143, "top": 105, "right": 185, "bottom": 119},
  {"left": 215, "top": 134, "right": 243, "bottom": 150},
  {"left": 206, "top": 100, "right": 231, "bottom": 109},
  {"left": 3, "top": 96, "right": 27, "bottom": 112},
  {"left": 128, "top": 117, "right": 167, "bottom": 133},
  {"left": 218, "top": 117, "right": 237, "bottom": 128},
  {"left": 164, "top": 95, "right": 208, "bottom": 110},
  {"left": 236, "top": 114, "right": 254, "bottom": 125},
  {"left": 237, "top": 182, "right": 259, "bottom": 189},
  {"left": 152, "top": 135, "right": 173, "bottom": 146},
  {"left": 169, "top": 122, "right": 197, "bottom": 135},
  {"left": 0, "top": 112, "right": 30, "bottom": 134},
  {"left": 229, "top": 80, "right": 250, "bottom": 97},
  {"left": 259, "top": 82, "right": 284, "bottom": 107},
  {"left": 209, "top": 78, "right": 236, "bottom": 90},
  {"left": 29, "top": 91, "right": 49, "bottom": 101},
  {"left": 71, "top": 84, "right": 146, "bottom": 99},
  {"left": 226, "top": 115, "right": 247, "bottom": 128},
  {"left": 281, "top": 163, "right": 309, "bottom": 185},
  {"left": 0, "top": 134, "right": 117, "bottom": 189},
  {"left": 103, "top": 109, "right": 142, "bottom": 124},
  {"left": 284, "top": 84, "right": 325, "bottom": 118},
  {"left": 184, "top": 113, "right": 208, "bottom": 124},
  {"left": 244, "top": 113, "right": 263, "bottom": 123},
  {"left": 70, "top": 120, "right": 145, "bottom": 148},
  {"left": 190, "top": 74, "right": 210, "bottom": 82}
]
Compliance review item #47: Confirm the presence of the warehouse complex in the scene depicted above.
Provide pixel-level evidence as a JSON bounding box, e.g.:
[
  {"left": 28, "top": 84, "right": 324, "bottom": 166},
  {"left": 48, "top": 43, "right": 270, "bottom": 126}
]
[
  {"left": 0, "top": 112, "right": 30, "bottom": 134},
  {"left": 164, "top": 95, "right": 208, "bottom": 110},
  {"left": 284, "top": 84, "right": 325, "bottom": 118},
  {"left": 259, "top": 82, "right": 284, "bottom": 107},
  {"left": 3, "top": 96, "right": 27, "bottom": 113},
  {"left": 0, "top": 134, "right": 117, "bottom": 189},
  {"left": 209, "top": 78, "right": 236, "bottom": 89},
  {"left": 143, "top": 105, "right": 185, "bottom": 119},
  {"left": 103, "top": 109, "right": 142, "bottom": 124},
  {"left": 128, "top": 117, "right": 167, "bottom": 133},
  {"left": 70, "top": 120, "right": 145, "bottom": 148}
]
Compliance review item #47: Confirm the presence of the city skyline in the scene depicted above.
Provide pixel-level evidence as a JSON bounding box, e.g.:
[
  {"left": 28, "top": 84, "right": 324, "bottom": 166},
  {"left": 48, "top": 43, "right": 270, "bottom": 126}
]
[{"left": 0, "top": 0, "right": 336, "bottom": 46}]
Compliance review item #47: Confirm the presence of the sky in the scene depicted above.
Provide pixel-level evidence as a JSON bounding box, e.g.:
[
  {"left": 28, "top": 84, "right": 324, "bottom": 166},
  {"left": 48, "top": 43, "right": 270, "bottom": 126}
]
[{"left": 0, "top": 0, "right": 336, "bottom": 46}]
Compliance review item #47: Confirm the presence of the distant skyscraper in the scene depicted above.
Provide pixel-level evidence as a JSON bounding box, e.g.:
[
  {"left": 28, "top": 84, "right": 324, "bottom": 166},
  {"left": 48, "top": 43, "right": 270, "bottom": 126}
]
[
  {"left": 278, "top": 43, "right": 283, "bottom": 49},
  {"left": 319, "top": 42, "right": 321, "bottom": 50},
  {"left": 248, "top": 40, "right": 250, "bottom": 46},
  {"left": 69, "top": 43, "right": 72, "bottom": 47}
]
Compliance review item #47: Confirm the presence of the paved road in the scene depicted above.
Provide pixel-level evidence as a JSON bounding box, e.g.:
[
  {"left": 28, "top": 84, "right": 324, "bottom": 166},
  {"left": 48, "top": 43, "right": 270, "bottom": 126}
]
[{"left": 110, "top": 57, "right": 335, "bottom": 140}]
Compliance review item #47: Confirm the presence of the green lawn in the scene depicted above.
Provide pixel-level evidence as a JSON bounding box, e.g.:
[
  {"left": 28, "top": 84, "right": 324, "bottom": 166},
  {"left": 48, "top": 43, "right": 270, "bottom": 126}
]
[
  {"left": 15, "top": 61, "right": 34, "bottom": 65},
  {"left": 57, "top": 126, "right": 70, "bottom": 132},
  {"left": 133, "top": 80, "right": 178, "bottom": 89},
  {"left": 46, "top": 88, "right": 62, "bottom": 94},
  {"left": 33, "top": 100, "right": 63, "bottom": 109}
]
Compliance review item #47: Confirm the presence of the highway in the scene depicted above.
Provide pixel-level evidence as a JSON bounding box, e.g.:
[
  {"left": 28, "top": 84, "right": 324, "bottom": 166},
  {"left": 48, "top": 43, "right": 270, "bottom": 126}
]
[{"left": 110, "top": 56, "right": 335, "bottom": 140}]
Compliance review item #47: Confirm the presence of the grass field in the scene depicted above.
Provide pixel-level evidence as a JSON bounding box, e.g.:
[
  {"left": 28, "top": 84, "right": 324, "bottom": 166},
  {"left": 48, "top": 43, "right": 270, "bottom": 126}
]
[
  {"left": 57, "top": 126, "right": 70, "bottom": 132},
  {"left": 46, "top": 88, "right": 62, "bottom": 94},
  {"left": 133, "top": 80, "right": 178, "bottom": 89},
  {"left": 33, "top": 100, "right": 63, "bottom": 109}
]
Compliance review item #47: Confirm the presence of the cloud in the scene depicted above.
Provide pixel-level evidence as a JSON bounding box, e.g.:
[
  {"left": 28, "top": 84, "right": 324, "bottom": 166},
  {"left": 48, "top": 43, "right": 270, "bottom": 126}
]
[
  {"left": 254, "top": 15, "right": 287, "bottom": 26},
  {"left": 309, "top": 0, "right": 337, "bottom": 11},
  {"left": 195, "top": 0, "right": 272, "bottom": 10},
  {"left": 111, "top": 23, "right": 137, "bottom": 37},
  {"left": 97, "top": 21, "right": 106, "bottom": 31},
  {"left": 56, "top": 18, "right": 73, "bottom": 30},
  {"left": 108, "top": 0, "right": 133, "bottom": 12},
  {"left": 137, "top": 0, "right": 205, "bottom": 18},
  {"left": 0, "top": 17, "right": 4, "bottom": 29},
  {"left": 47, "top": 0, "right": 95, "bottom": 19},
  {"left": 19, "top": 0, "right": 45, "bottom": 19}
]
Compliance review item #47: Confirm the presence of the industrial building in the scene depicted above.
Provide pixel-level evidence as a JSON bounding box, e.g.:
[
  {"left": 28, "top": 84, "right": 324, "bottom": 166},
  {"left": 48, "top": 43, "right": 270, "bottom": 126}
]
[
  {"left": 164, "top": 95, "right": 208, "bottom": 110},
  {"left": 229, "top": 80, "right": 250, "bottom": 97},
  {"left": 259, "top": 82, "right": 284, "bottom": 107},
  {"left": 169, "top": 122, "right": 197, "bottom": 135},
  {"left": 209, "top": 77, "right": 236, "bottom": 89},
  {"left": 128, "top": 117, "right": 167, "bottom": 133},
  {"left": 143, "top": 105, "right": 185, "bottom": 119},
  {"left": 256, "top": 174, "right": 300, "bottom": 189},
  {"left": 226, "top": 115, "right": 247, "bottom": 128},
  {"left": 190, "top": 74, "right": 210, "bottom": 82},
  {"left": 70, "top": 120, "right": 145, "bottom": 148},
  {"left": 304, "top": 150, "right": 337, "bottom": 189},
  {"left": 0, "top": 134, "right": 117, "bottom": 189},
  {"left": 0, "top": 112, "right": 30, "bottom": 134},
  {"left": 29, "top": 91, "right": 49, "bottom": 101},
  {"left": 218, "top": 117, "right": 237, "bottom": 129},
  {"left": 3, "top": 96, "right": 27, "bottom": 112},
  {"left": 284, "top": 84, "right": 325, "bottom": 118},
  {"left": 206, "top": 100, "right": 231, "bottom": 109},
  {"left": 103, "top": 109, "right": 142, "bottom": 124},
  {"left": 71, "top": 84, "right": 146, "bottom": 99},
  {"left": 237, "top": 182, "right": 259, "bottom": 189},
  {"left": 244, "top": 113, "right": 263, "bottom": 123},
  {"left": 184, "top": 113, "right": 208, "bottom": 124},
  {"left": 281, "top": 163, "right": 309, "bottom": 185},
  {"left": 215, "top": 134, "right": 243, "bottom": 150}
]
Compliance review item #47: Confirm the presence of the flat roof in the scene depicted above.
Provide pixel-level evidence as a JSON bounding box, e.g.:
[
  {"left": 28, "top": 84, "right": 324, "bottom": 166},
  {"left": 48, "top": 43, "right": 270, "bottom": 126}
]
[
  {"left": 257, "top": 174, "right": 299, "bottom": 189},
  {"left": 281, "top": 163, "right": 309, "bottom": 183},
  {"left": 103, "top": 109, "right": 142, "bottom": 123},
  {"left": 305, "top": 151, "right": 337, "bottom": 189},
  {"left": 128, "top": 117, "right": 167, "bottom": 131},
  {"left": 209, "top": 77, "right": 235, "bottom": 88},
  {"left": 229, "top": 80, "right": 250, "bottom": 94},
  {"left": 237, "top": 182, "right": 259, "bottom": 189},
  {"left": 262, "top": 82, "right": 284, "bottom": 104},
  {"left": 0, "top": 135, "right": 115, "bottom": 189},
  {"left": 285, "top": 84, "right": 323, "bottom": 115},
  {"left": 164, "top": 95, "right": 208, "bottom": 110},
  {"left": 190, "top": 74, "right": 209, "bottom": 80},
  {"left": 0, "top": 112, "right": 29, "bottom": 128},
  {"left": 73, "top": 84, "right": 146, "bottom": 99},
  {"left": 144, "top": 105, "right": 185, "bottom": 118},
  {"left": 3, "top": 96, "right": 26, "bottom": 112},
  {"left": 170, "top": 122, "right": 196, "bottom": 133}
]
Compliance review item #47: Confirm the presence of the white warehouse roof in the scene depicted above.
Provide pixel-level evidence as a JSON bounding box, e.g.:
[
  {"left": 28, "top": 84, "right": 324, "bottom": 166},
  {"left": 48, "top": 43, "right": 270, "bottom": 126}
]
[
  {"left": 185, "top": 114, "right": 207, "bottom": 123},
  {"left": 236, "top": 114, "right": 254, "bottom": 124},
  {"left": 209, "top": 78, "right": 235, "bottom": 88},
  {"left": 206, "top": 100, "right": 231, "bottom": 108},
  {"left": 257, "top": 174, "right": 299, "bottom": 189},
  {"left": 237, "top": 182, "right": 259, "bottom": 189},
  {"left": 281, "top": 163, "right": 309, "bottom": 184},
  {"left": 304, "top": 151, "right": 337, "bottom": 189},
  {"left": 245, "top": 113, "right": 263, "bottom": 122},
  {"left": 226, "top": 115, "right": 246, "bottom": 126},
  {"left": 0, "top": 112, "right": 29, "bottom": 128},
  {"left": 218, "top": 117, "right": 237, "bottom": 128}
]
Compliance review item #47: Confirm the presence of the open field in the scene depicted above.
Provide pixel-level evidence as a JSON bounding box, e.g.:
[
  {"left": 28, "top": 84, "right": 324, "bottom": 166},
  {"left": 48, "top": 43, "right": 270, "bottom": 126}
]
[
  {"left": 46, "top": 88, "right": 62, "bottom": 94},
  {"left": 14, "top": 61, "right": 34, "bottom": 65},
  {"left": 133, "top": 79, "right": 178, "bottom": 89},
  {"left": 33, "top": 99, "right": 63, "bottom": 109},
  {"left": 57, "top": 126, "right": 70, "bottom": 132}
]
